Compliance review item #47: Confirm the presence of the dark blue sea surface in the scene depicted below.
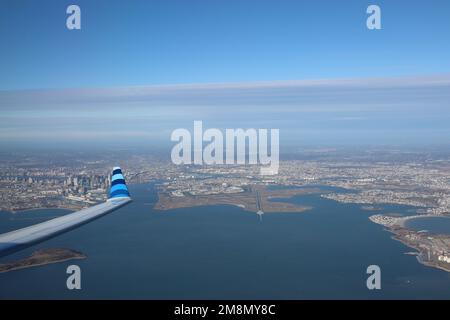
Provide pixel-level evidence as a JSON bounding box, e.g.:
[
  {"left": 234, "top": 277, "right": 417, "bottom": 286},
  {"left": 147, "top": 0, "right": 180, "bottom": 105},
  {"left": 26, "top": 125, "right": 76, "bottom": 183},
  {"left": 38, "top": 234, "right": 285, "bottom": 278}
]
[
  {"left": 406, "top": 217, "right": 450, "bottom": 235},
  {"left": 1, "top": 183, "right": 450, "bottom": 299}
]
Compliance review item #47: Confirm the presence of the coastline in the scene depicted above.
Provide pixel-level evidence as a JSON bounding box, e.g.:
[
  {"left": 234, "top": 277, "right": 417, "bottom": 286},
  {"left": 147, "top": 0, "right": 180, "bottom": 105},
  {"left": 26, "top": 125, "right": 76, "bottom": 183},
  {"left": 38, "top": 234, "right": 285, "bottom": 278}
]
[
  {"left": 9, "top": 206, "right": 77, "bottom": 214},
  {"left": 155, "top": 185, "right": 318, "bottom": 213},
  {"left": 383, "top": 220, "right": 450, "bottom": 273},
  {"left": 3, "top": 206, "right": 79, "bottom": 215},
  {"left": 398, "top": 214, "right": 450, "bottom": 228},
  {"left": 0, "top": 248, "right": 87, "bottom": 273},
  {"left": 0, "top": 255, "right": 85, "bottom": 274}
]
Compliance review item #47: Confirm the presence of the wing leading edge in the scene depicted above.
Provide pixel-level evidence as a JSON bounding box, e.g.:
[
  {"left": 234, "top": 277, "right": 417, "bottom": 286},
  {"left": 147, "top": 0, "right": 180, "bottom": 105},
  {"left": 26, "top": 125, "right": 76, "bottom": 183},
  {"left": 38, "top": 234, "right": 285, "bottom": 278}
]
[{"left": 0, "top": 167, "right": 131, "bottom": 258}]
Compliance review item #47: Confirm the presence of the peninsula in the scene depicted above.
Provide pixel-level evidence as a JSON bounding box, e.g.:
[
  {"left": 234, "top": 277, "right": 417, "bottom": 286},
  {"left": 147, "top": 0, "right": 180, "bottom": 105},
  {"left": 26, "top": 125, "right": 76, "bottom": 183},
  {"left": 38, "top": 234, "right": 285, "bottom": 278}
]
[
  {"left": 155, "top": 185, "right": 321, "bottom": 213},
  {"left": 0, "top": 248, "right": 86, "bottom": 273}
]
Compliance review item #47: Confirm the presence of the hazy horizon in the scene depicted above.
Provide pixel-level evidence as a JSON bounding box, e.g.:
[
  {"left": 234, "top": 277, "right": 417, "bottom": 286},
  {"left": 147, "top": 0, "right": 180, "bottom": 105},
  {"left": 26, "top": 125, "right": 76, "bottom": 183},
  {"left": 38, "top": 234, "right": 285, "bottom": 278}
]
[{"left": 1, "top": 74, "right": 449, "bottom": 148}]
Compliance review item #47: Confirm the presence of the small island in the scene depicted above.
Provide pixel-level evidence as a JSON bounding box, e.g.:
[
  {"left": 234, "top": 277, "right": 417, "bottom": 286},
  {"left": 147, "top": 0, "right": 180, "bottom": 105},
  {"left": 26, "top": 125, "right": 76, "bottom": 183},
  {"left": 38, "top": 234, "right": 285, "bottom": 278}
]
[{"left": 0, "top": 248, "right": 86, "bottom": 273}]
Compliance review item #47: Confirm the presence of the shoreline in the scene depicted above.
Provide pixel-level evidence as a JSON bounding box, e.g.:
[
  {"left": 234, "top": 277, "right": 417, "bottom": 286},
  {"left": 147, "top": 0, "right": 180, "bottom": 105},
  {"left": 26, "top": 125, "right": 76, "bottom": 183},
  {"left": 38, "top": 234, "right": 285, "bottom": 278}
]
[
  {"left": 1, "top": 206, "right": 78, "bottom": 215},
  {"left": 0, "top": 255, "right": 85, "bottom": 274},
  {"left": 0, "top": 248, "right": 87, "bottom": 273},
  {"left": 385, "top": 224, "right": 450, "bottom": 273},
  {"left": 369, "top": 210, "right": 450, "bottom": 273},
  {"left": 398, "top": 214, "right": 450, "bottom": 228},
  {"left": 155, "top": 185, "right": 319, "bottom": 213}
]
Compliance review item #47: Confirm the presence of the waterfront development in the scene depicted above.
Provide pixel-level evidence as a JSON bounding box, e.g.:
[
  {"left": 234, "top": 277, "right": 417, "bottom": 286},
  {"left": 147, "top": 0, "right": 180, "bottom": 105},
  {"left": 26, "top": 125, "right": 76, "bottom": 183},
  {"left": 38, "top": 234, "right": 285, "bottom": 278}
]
[{"left": 369, "top": 214, "right": 450, "bottom": 272}]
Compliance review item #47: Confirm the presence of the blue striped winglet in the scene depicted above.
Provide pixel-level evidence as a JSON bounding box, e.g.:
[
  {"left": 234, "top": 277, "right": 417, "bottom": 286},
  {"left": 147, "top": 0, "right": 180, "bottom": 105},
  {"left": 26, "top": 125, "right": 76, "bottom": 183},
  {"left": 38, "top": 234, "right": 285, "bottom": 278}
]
[{"left": 109, "top": 167, "right": 130, "bottom": 198}]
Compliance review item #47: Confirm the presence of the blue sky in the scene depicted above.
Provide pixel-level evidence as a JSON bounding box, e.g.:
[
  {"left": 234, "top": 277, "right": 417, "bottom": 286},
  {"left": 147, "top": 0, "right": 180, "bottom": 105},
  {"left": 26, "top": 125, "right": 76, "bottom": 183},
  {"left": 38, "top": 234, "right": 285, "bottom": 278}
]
[
  {"left": 1, "top": 0, "right": 450, "bottom": 90},
  {"left": 0, "top": 1, "right": 449, "bottom": 147}
]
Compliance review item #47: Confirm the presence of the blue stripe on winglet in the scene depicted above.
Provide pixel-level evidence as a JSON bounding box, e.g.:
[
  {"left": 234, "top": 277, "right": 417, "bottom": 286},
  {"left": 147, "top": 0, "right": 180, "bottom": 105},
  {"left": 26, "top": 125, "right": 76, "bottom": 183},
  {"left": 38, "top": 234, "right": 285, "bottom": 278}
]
[
  {"left": 110, "top": 189, "right": 130, "bottom": 198},
  {"left": 112, "top": 169, "right": 122, "bottom": 175},
  {"left": 112, "top": 173, "right": 124, "bottom": 181},
  {"left": 111, "top": 179, "right": 126, "bottom": 186},
  {"left": 110, "top": 184, "right": 128, "bottom": 194},
  {"left": 108, "top": 167, "right": 130, "bottom": 199}
]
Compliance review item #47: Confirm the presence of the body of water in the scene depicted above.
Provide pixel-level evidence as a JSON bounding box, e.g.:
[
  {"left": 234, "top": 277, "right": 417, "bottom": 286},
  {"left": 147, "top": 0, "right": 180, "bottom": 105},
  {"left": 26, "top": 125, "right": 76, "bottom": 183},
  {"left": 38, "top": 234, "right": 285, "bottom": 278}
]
[
  {"left": 406, "top": 217, "right": 450, "bottom": 234},
  {"left": 1, "top": 183, "right": 450, "bottom": 299}
]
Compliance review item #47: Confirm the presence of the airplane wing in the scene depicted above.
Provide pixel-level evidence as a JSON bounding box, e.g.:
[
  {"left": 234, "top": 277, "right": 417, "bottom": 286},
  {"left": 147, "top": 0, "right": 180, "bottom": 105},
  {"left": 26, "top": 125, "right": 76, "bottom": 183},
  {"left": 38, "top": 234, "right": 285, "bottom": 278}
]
[{"left": 0, "top": 167, "right": 132, "bottom": 258}]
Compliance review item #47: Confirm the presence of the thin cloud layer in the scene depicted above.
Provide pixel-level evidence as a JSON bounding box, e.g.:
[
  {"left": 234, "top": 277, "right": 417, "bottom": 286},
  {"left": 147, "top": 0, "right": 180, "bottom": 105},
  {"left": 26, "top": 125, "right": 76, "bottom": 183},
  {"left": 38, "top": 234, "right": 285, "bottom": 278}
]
[{"left": 0, "top": 74, "right": 449, "bottom": 146}]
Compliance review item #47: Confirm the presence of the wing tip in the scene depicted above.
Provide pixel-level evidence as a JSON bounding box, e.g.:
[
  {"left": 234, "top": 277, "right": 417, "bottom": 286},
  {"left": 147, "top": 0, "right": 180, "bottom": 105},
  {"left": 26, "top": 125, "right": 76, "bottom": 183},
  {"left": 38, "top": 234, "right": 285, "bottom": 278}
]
[{"left": 109, "top": 166, "right": 131, "bottom": 199}]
